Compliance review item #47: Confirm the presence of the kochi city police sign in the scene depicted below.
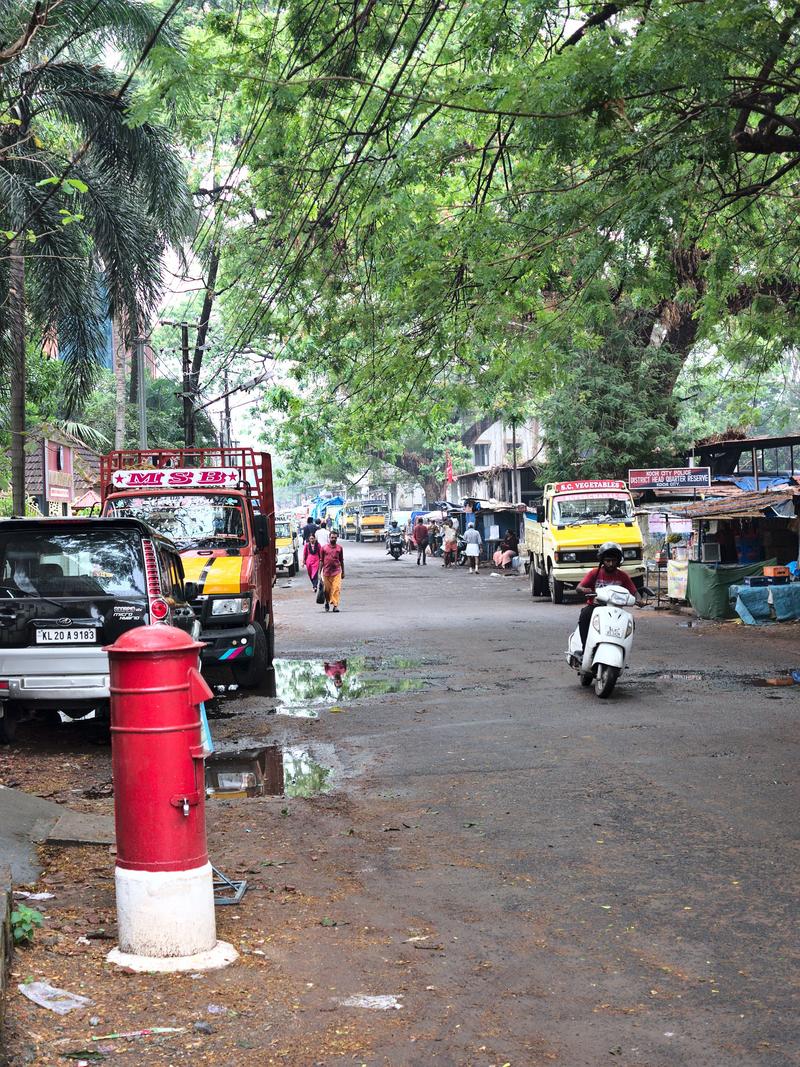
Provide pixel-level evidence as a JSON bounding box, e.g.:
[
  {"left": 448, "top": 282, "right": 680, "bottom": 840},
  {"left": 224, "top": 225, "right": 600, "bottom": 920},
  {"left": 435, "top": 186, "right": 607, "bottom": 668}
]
[
  {"left": 110, "top": 468, "right": 240, "bottom": 489},
  {"left": 628, "top": 467, "right": 711, "bottom": 491}
]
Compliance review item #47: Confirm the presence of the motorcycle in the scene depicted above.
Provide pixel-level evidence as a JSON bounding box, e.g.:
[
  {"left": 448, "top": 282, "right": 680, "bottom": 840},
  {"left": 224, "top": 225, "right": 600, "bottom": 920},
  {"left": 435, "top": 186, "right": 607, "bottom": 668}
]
[
  {"left": 566, "top": 584, "right": 636, "bottom": 698},
  {"left": 387, "top": 532, "right": 405, "bottom": 560},
  {"left": 456, "top": 534, "right": 467, "bottom": 567}
]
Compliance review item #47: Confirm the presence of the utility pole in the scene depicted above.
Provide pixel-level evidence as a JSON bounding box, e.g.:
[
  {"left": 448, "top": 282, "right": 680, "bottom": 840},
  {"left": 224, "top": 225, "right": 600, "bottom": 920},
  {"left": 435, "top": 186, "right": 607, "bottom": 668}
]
[
  {"left": 135, "top": 336, "right": 147, "bottom": 448},
  {"left": 180, "top": 322, "right": 193, "bottom": 450},
  {"left": 223, "top": 368, "right": 232, "bottom": 450},
  {"left": 511, "top": 417, "right": 519, "bottom": 502}
]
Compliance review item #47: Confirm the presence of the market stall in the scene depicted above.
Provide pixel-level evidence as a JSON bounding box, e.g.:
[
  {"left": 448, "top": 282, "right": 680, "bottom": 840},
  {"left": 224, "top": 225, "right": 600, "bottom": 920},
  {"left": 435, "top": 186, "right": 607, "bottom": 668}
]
[{"left": 669, "top": 485, "right": 800, "bottom": 618}]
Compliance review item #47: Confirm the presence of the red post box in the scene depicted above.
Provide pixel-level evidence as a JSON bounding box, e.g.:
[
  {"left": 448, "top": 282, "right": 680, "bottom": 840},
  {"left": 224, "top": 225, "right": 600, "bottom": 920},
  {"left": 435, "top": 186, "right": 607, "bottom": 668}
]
[{"left": 104, "top": 626, "right": 237, "bottom": 971}]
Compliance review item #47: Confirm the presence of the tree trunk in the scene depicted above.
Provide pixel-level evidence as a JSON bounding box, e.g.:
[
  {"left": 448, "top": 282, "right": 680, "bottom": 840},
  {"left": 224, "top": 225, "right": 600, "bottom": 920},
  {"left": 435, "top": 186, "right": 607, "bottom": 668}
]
[
  {"left": 9, "top": 237, "right": 26, "bottom": 514},
  {"left": 422, "top": 474, "right": 442, "bottom": 505},
  {"left": 191, "top": 240, "right": 219, "bottom": 405},
  {"left": 113, "top": 319, "right": 128, "bottom": 450}
]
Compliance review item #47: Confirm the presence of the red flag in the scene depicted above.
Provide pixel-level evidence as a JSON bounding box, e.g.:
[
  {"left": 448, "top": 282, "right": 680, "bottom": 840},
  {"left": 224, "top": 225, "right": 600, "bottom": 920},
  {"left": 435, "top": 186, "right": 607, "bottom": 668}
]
[{"left": 445, "top": 450, "right": 454, "bottom": 485}]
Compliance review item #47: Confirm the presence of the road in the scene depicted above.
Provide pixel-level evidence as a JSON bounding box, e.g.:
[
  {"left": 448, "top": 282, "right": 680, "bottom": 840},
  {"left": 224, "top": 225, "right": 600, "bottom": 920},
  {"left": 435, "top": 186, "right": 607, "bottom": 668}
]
[{"left": 3, "top": 540, "right": 799, "bottom": 1066}]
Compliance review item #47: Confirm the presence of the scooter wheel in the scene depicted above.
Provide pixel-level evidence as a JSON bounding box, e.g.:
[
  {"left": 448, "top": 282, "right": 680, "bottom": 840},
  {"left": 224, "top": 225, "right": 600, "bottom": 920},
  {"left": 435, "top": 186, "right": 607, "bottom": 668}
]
[{"left": 594, "top": 664, "right": 620, "bottom": 698}]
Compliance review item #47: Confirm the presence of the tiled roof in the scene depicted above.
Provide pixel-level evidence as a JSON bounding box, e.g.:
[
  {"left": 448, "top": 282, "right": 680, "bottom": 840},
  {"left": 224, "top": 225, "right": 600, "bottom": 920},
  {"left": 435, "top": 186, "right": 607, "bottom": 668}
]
[{"left": 670, "top": 487, "right": 800, "bottom": 519}]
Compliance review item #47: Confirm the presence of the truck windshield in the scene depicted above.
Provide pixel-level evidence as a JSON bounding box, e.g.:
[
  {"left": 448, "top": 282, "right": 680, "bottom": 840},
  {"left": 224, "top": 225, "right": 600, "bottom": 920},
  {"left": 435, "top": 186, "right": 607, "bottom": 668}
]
[
  {"left": 361, "top": 505, "right": 387, "bottom": 517},
  {"left": 107, "top": 494, "right": 247, "bottom": 549},
  {"left": 0, "top": 529, "right": 146, "bottom": 599},
  {"left": 553, "top": 494, "right": 632, "bottom": 526}
]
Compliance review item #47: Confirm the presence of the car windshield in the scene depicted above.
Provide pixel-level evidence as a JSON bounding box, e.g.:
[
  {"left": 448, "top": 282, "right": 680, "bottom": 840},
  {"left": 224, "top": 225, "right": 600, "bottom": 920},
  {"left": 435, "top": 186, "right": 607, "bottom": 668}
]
[
  {"left": 0, "top": 529, "right": 146, "bottom": 599},
  {"left": 553, "top": 494, "right": 633, "bottom": 526},
  {"left": 107, "top": 494, "right": 246, "bottom": 548},
  {"left": 275, "top": 521, "right": 291, "bottom": 538}
]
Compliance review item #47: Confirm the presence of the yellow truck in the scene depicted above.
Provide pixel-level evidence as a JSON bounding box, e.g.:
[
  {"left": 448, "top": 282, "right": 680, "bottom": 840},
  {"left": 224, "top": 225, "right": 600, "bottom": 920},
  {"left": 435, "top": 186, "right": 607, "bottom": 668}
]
[
  {"left": 525, "top": 479, "right": 644, "bottom": 603},
  {"left": 356, "top": 499, "right": 388, "bottom": 542},
  {"left": 275, "top": 515, "right": 299, "bottom": 576},
  {"left": 340, "top": 504, "right": 360, "bottom": 540}
]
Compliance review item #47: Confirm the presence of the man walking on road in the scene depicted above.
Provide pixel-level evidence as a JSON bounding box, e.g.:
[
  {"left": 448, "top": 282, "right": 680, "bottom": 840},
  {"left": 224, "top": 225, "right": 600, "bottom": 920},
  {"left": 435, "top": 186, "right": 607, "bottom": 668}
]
[
  {"left": 301, "top": 516, "right": 318, "bottom": 543},
  {"left": 413, "top": 517, "right": 430, "bottom": 566},
  {"left": 464, "top": 522, "right": 482, "bottom": 573},
  {"left": 316, "top": 519, "right": 329, "bottom": 547},
  {"left": 320, "top": 529, "right": 345, "bottom": 612}
]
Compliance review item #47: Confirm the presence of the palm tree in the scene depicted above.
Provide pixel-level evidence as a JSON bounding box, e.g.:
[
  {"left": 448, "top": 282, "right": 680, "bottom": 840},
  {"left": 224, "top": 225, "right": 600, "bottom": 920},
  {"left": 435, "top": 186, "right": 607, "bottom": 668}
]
[{"left": 0, "top": 0, "right": 192, "bottom": 511}]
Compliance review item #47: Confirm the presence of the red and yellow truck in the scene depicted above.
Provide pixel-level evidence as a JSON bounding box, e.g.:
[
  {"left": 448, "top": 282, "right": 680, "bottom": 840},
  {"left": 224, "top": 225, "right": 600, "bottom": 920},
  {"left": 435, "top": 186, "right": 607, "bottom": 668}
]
[{"left": 100, "top": 448, "right": 275, "bottom": 685}]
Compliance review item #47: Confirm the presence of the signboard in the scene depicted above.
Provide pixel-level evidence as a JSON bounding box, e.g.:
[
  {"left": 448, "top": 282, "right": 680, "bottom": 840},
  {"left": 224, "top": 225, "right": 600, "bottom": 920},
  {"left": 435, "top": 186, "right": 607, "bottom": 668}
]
[
  {"left": 110, "top": 467, "right": 240, "bottom": 490},
  {"left": 554, "top": 479, "right": 627, "bottom": 494},
  {"left": 44, "top": 440, "right": 73, "bottom": 502},
  {"left": 628, "top": 467, "right": 711, "bottom": 491}
]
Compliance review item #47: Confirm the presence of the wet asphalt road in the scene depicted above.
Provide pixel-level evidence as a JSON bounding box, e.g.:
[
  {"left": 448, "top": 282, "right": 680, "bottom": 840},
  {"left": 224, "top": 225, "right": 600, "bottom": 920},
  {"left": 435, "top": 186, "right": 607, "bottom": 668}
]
[{"left": 266, "top": 540, "right": 799, "bottom": 1066}]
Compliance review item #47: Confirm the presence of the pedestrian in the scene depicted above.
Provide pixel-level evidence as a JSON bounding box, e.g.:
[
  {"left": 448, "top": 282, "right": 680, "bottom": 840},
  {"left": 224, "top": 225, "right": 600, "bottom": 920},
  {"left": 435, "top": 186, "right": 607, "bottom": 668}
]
[
  {"left": 464, "top": 522, "right": 482, "bottom": 573},
  {"left": 301, "top": 515, "right": 318, "bottom": 543},
  {"left": 320, "top": 529, "right": 345, "bottom": 612},
  {"left": 316, "top": 519, "right": 329, "bottom": 548},
  {"left": 303, "top": 532, "right": 321, "bottom": 592},
  {"left": 412, "top": 516, "right": 429, "bottom": 566},
  {"left": 492, "top": 529, "right": 519, "bottom": 570},
  {"left": 441, "top": 519, "right": 458, "bottom": 567}
]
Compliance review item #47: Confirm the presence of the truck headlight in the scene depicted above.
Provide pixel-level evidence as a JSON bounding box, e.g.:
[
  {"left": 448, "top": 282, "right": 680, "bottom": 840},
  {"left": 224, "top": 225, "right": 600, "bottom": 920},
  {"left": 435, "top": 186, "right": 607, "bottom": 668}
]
[
  {"left": 622, "top": 548, "right": 641, "bottom": 560},
  {"left": 211, "top": 596, "right": 250, "bottom": 616},
  {"left": 559, "top": 551, "right": 577, "bottom": 563}
]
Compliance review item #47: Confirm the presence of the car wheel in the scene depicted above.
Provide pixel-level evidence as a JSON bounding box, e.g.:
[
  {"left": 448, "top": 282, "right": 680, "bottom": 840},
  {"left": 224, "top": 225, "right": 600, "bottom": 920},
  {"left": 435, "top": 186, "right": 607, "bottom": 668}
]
[
  {"left": 549, "top": 568, "right": 564, "bottom": 604},
  {"left": 0, "top": 709, "right": 19, "bottom": 744},
  {"left": 232, "top": 621, "right": 269, "bottom": 688}
]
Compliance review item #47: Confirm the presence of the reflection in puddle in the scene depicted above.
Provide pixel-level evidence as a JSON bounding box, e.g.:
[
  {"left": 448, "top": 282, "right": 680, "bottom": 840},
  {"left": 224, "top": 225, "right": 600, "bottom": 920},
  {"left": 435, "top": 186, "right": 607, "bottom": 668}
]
[
  {"left": 205, "top": 744, "right": 332, "bottom": 799},
  {"left": 272, "top": 657, "right": 430, "bottom": 711}
]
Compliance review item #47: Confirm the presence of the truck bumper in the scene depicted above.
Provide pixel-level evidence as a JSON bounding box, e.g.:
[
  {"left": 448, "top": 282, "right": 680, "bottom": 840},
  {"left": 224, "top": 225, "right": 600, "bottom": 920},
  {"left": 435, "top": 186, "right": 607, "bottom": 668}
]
[
  {"left": 200, "top": 621, "right": 261, "bottom": 665},
  {"left": 552, "top": 563, "right": 646, "bottom": 585},
  {"left": 276, "top": 551, "right": 294, "bottom": 572}
]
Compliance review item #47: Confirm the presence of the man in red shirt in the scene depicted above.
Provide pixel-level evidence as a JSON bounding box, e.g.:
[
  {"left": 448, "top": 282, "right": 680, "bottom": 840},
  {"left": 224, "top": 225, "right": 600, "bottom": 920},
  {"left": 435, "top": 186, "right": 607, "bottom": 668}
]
[
  {"left": 576, "top": 542, "right": 642, "bottom": 649},
  {"left": 320, "top": 530, "right": 345, "bottom": 612},
  {"left": 412, "top": 517, "right": 429, "bottom": 566}
]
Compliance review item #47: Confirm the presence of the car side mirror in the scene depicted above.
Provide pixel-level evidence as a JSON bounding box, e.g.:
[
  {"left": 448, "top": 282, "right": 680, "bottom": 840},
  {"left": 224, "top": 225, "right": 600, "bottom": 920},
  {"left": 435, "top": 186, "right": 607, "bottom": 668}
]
[
  {"left": 184, "top": 581, "right": 198, "bottom": 602},
  {"left": 536, "top": 506, "right": 545, "bottom": 523},
  {"left": 254, "top": 514, "right": 270, "bottom": 550}
]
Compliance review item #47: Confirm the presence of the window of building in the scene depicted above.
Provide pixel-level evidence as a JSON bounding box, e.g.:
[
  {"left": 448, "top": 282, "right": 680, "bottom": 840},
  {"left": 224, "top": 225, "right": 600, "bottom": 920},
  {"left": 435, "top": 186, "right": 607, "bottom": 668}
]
[{"left": 473, "top": 443, "right": 490, "bottom": 467}]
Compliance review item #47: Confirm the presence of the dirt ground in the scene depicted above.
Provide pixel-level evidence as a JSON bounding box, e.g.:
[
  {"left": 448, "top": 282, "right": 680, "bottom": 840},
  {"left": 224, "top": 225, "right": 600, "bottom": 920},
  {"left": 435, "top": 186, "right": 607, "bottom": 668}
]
[{"left": 2, "top": 542, "right": 799, "bottom": 1066}]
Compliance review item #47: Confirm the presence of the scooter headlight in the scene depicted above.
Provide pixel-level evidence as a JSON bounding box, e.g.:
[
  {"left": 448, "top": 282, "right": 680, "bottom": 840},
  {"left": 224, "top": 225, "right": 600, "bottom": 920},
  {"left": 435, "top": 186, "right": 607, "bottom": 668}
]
[
  {"left": 591, "top": 614, "right": 601, "bottom": 632},
  {"left": 625, "top": 617, "right": 634, "bottom": 637}
]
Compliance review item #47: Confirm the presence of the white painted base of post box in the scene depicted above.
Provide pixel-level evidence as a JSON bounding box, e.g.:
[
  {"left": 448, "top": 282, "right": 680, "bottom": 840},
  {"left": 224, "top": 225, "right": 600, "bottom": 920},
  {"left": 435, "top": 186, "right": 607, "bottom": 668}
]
[
  {"left": 109, "top": 862, "right": 236, "bottom": 970},
  {"left": 107, "top": 939, "right": 238, "bottom": 973}
]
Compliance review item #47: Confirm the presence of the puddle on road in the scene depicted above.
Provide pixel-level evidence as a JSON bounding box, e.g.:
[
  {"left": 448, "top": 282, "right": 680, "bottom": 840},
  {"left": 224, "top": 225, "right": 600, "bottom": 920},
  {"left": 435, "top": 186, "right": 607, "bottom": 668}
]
[
  {"left": 207, "top": 654, "right": 438, "bottom": 719},
  {"left": 205, "top": 743, "right": 332, "bottom": 799}
]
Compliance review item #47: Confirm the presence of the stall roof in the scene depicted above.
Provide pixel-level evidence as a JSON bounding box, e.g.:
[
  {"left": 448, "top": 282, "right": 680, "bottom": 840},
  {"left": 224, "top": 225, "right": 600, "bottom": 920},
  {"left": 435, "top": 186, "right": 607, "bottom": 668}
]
[
  {"left": 463, "top": 497, "right": 524, "bottom": 511},
  {"left": 670, "top": 487, "right": 800, "bottom": 520}
]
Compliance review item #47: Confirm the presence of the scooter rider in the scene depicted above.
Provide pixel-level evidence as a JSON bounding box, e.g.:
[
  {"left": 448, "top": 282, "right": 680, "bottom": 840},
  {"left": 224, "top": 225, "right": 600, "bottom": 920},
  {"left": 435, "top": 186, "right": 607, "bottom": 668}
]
[
  {"left": 386, "top": 520, "right": 402, "bottom": 553},
  {"left": 576, "top": 542, "right": 642, "bottom": 650}
]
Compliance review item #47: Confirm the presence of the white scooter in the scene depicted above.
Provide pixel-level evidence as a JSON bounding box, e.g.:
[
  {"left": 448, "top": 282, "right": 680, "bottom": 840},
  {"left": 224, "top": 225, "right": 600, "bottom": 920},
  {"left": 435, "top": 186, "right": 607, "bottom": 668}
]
[{"left": 566, "top": 585, "right": 637, "bottom": 698}]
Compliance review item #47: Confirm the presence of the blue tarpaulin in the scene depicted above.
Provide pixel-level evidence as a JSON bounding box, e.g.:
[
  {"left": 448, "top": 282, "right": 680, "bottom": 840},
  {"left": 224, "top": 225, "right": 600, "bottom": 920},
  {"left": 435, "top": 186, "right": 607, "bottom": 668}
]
[
  {"left": 729, "top": 581, "right": 800, "bottom": 623},
  {"left": 771, "top": 584, "right": 800, "bottom": 621},
  {"left": 733, "top": 587, "right": 772, "bottom": 625},
  {"left": 716, "top": 476, "right": 793, "bottom": 491}
]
